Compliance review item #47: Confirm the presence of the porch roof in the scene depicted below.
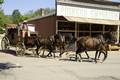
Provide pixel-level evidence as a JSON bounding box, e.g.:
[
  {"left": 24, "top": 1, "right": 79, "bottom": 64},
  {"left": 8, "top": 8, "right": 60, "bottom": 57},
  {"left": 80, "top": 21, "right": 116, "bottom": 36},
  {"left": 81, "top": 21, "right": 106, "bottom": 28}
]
[{"left": 64, "top": 16, "right": 120, "bottom": 25}]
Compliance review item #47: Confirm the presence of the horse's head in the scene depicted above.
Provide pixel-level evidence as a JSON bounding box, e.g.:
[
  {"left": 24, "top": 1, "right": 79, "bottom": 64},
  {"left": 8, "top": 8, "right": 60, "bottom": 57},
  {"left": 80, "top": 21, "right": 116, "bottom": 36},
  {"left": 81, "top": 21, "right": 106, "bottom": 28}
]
[
  {"left": 103, "top": 31, "right": 117, "bottom": 44},
  {"left": 96, "top": 34, "right": 106, "bottom": 44},
  {"left": 63, "top": 33, "right": 77, "bottom": 44}
]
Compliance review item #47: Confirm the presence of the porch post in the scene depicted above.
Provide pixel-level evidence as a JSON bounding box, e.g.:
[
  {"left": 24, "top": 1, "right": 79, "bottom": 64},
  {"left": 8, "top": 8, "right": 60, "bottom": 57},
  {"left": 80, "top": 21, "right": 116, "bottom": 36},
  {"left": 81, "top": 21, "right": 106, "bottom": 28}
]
[
  {"left": 56, "top": 20, "right": 58, "bottom": 34},
  {"left": 75, "top": 22, "right": 77, "bottom": 51},
  {"left": 116, "top": 25, "right": 119, "bottom": 44},
  {"left": 90, "top": 24, "right": 91, "bottom": 36},
  {"left": 103, "top": 25, "right": 105, "bottom": 34}
]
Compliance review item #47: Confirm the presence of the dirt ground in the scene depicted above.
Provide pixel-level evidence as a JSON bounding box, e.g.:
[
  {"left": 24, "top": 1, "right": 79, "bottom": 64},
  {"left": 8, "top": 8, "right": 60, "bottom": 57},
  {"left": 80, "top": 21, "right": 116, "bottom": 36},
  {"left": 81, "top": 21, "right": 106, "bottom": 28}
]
[
  {"left": 0, "top": 34, "right": 120, "bottom": 80},
  {"left": 0, "top": 50, "right": 120, "bottom": 80}
]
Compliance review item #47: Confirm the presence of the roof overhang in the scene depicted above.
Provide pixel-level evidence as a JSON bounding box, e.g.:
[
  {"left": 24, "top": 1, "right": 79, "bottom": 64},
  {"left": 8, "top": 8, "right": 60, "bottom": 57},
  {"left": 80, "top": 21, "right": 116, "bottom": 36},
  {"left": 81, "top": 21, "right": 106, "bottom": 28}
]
[
  {"left": 63, "top": 16, "right": 120, "bottom": 25},
  {"left": 27, "top": 12, "right": 55, "bottom": 22}
]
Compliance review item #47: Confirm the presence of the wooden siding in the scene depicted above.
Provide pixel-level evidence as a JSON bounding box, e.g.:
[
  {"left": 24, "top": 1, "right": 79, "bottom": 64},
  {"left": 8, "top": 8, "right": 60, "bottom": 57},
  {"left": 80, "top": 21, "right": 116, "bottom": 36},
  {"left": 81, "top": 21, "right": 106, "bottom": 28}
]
[{"left": 27, "top": 15, "right": 56, "bottom": 38}]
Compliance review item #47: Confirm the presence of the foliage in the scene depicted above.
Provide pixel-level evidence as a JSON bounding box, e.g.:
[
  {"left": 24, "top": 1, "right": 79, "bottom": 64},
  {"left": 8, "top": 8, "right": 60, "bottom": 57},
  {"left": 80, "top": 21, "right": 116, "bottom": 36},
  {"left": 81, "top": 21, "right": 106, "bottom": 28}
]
[
  {"left": 0, "top": 11, "right": 13, "bottom": 28},
  {"left": 0, "top": 7, "right": 55, "bottom": 28},
  {"left": 0, "top": 0, "right": 12, "bottom": 28},
  {"left": 12, "top": 9, "right": 22, "bottom": 24},
  {"left": 23, "top": 8, "right": 55, "bottom": 21},
  {"left": 0, "top": 27, "right": 5, "bottom": 34},
  {"left": 0, "top": 10, "right": 5, "bottom": 27},
  {"left": 4, "top": 15, "right": 13, "bottom": 24},
  {"left": 34, "top": 8, "right": 42, "bottom": 17},
  {"left": 23, "top": 10, "right": 35, "bottom": 20},
  {"left": 0, "top": 0, "right": 4, "bottom": 4},
  {"left": 43, "top": 8, "right": 55, "bottom": 15}
]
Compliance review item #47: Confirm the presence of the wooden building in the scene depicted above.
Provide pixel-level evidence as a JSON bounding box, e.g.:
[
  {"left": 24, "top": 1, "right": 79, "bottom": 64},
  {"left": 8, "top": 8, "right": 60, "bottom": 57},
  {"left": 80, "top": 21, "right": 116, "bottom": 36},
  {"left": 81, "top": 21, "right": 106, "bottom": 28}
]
[
  {"left": 27, "top": 13, "right": 56, "bottom": 38},
  {"left": 27, "top": 0, "right": 120, "bottom": 43}
]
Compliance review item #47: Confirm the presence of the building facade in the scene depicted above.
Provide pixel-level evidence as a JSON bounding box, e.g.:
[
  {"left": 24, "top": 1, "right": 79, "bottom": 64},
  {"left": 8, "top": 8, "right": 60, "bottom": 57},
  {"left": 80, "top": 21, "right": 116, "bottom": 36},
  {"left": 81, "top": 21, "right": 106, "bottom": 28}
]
[
  {"left": 56, "top": 0, "right": 120, "bottom": 43},
  {"left": 27, "top": 0, "right": 120, "bottom": 43}
]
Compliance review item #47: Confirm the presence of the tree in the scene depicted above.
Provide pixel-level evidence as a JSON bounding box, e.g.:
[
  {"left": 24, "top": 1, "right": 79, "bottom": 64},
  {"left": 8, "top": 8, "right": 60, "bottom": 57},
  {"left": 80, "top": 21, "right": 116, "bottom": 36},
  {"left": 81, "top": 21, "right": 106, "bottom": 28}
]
[
  {"left": 0, "top": 0, "right": 4, "bottom": 10},
  {"left": 35, "top": 8, "right": 55, "bottom": 16},
  {"left": 0, "top": 10, "right": 13, "bottom": 27},
  {"left": 23, "top": 8, "right": 55, "bottom": 19},
  {"left": 12, "top": 9, "right": 22, "bottom": 24},
  {"left": 43, "top": 8, "right": 55, "bottom": 15},
  {"left": 34, "top": 8, "right": 42, "bottom": 16},
  {"left": 0, "top": 10, "right": 5, "bottom": 27},
  {"left": 0, "top": 0, "right": 4, "bottom": 4},
  {"left": 23, "top": 10, "right": 35, "bottom": 19},
  {"left": 4, "top": 15, "right": 13, "bottom": 24}
]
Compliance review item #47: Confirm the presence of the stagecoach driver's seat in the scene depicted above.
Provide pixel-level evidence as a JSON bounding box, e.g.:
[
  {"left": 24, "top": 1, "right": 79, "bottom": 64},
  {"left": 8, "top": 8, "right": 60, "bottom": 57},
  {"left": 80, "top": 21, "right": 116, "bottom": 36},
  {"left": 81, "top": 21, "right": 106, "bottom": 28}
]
[{"left": 19, "top": 20, "right": 28, "bottom": 43}]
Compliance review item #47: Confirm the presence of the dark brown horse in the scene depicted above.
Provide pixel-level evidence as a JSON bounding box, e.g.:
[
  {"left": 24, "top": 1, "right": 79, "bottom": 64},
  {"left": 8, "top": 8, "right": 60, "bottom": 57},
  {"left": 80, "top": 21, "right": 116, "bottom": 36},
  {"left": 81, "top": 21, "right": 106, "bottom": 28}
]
[
  {"left": 76, "top": 36, "right": 107, "bottom": 63},
  {"left": 34, "top": 36, "right": 55, "bottom": 57},
  {"left": 48, "top": 33, "right": 76, "bottom": 57},
  {"left": 45, "top": 34, "right": 65, "bottom": 57},
  {"left": 76, "top": 31, "right": 117, "bottom": 63}
]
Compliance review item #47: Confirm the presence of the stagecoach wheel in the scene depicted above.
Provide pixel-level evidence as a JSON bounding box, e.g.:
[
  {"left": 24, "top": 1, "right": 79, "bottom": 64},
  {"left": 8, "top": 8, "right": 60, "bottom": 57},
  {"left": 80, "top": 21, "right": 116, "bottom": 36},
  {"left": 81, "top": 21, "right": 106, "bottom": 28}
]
[
  {"left": 95, "top": 50, "right": 107, "bottom": 63},
  {"left": 1, "top": 36, "right": 10, "bottom": 50},
  {"left": 16, "top": 42, "right": 25, "bottom": 56}
]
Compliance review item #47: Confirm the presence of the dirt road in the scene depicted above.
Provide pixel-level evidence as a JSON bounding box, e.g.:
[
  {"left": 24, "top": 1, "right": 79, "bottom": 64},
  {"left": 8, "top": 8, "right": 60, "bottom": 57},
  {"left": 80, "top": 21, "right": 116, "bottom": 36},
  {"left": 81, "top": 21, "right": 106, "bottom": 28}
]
[{"left": 0, "top": 50, "right": 120, "bottom": 80}]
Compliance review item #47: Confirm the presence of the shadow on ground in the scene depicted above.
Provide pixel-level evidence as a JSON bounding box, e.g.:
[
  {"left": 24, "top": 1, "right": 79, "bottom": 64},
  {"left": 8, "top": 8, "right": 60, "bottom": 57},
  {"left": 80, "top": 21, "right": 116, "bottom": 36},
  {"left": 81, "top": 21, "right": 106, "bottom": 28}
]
[
  {"left": 59, "top": 57, "right": 95, "bottom": 63},
  {"left": 0, "top": 50, "right": 17, "bottom": 56},
  {"left": 0, "top": 62, "right": 22, "bottom": 71},
  {"left": 0, "top": 50, "right": 37, "bottom": 57}
]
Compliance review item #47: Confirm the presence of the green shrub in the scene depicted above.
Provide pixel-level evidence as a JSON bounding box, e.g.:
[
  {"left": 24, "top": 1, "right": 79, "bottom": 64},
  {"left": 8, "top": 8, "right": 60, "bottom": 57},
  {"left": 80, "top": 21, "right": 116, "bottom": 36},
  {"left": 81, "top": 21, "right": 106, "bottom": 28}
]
[{"left": 0, "top": 27, "right": 5, "bottom": 34}]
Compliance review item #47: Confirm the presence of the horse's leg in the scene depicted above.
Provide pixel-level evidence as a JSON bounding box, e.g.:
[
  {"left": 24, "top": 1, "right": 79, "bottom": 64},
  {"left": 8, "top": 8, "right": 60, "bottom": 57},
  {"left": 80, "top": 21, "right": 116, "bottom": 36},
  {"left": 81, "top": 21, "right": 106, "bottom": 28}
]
[
  {"left": 59, "top": 46, "right": 65, "bottom": 57},
  {"left": 104, "top": 50, "right": 108, "bottom": 62},
  {"left": 95, "top": 50, "right": 99, "bottom": 63},
  {"left": 102, "top": 46, "right": 108, "bottom": 62},
  {"left": 85, "top": 50, "right": 89, "bottom": 59},
  {"left": 78, "top": 53, "right": 83, "bottom": 62},
  {"left": 53, "top": 51, "right": 56, "bottom": 58},
  {"left": 98, "top": 50, "right": 108, "bottom": 63},
  {"left": 75, "top": 49, "right": 78, "bottom": 61},
  {"left": 46, "top": 51, "right": 50, "bottom": 57},
  {"left": 35, "top": 46, "right": 40, "bottom": 56},
  {"left": 76, "top": 48, "right": 82, "bottom": 62},
  {"left": 98, "top": 45, "right": 108, "bottom": 63},
  {"left": 47, "top": 51, "right": 52, "bottom": 57},
  {"left": 38, "top": 47, "right": 42, "bottom": 55},
  {"left": 98, "top": 51, "right": 101, "bottom": 59},
  {"left": 41, "top": 48, "right": 45, "bottom": 57}
]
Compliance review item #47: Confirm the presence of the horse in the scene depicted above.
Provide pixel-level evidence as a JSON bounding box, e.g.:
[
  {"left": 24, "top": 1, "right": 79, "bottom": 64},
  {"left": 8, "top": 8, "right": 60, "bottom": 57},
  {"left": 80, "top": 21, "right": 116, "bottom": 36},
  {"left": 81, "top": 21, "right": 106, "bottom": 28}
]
[
  {"left": 76, "top": 36, "right": 107, "bottom": 63},
  {"left": 33, "top": 33, "right": 74, "bottom": 58},
  {"left": 32, "top": 34, "right": 61, "bottom": 58},
  {"left": 33, "top": 37, "right": 53, "bottom": 57},
  {"left": 45, "top": 33, "right": 65, "bottom": 57},
  {"left": 47, "top": 33, "right": 76, "bottom": 57},
  {"left": 76, "top": 31, "right": 117, "bottom": 63},
  {"left": 58, "top": 33, "right": 76, "bottom": 57}
]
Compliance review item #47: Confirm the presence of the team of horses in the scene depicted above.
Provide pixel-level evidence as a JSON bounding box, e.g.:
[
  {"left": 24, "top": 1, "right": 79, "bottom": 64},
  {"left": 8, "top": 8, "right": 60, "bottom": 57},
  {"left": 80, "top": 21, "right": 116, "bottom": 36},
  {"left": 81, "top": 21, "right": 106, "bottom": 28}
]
[{"left": 22, "top": 31, "right": 117, "bottom": 63}]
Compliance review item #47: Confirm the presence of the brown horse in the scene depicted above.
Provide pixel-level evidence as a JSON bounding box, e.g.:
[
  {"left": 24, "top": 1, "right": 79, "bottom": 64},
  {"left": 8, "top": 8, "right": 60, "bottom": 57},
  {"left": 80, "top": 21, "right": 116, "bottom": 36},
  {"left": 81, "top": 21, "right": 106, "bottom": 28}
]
[
  {"left": 76, "top": 36, "right": 107, "bottom": 63},
  {"left": 49, "top": 33, "right": 76, "bottom": 57},
  {"left": 45, "top": 34, "right": 65, "bottom": 57},
  {"left": 34, "top": 36, "right": 55, "bottom": 57},
  {"left": 76, "top": 31, "right": 117, "bottom": 63}
]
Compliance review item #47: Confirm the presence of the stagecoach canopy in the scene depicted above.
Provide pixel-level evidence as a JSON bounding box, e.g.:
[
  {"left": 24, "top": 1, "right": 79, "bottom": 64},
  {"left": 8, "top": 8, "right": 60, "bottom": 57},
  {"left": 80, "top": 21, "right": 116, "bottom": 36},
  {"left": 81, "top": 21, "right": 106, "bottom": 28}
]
[{"left": 5, "top": 24, "right": 17, "bottom": 29}]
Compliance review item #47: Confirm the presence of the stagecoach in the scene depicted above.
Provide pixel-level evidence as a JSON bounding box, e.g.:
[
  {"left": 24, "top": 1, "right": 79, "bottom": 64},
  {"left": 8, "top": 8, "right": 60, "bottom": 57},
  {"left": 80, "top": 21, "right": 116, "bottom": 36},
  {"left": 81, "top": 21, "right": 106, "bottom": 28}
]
[
  {"left": 1, "top": 23, "right": 39, "bottom": 56},
  {"left": 1, "top": 23, "right": 112, "bottom": 63}
]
